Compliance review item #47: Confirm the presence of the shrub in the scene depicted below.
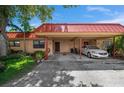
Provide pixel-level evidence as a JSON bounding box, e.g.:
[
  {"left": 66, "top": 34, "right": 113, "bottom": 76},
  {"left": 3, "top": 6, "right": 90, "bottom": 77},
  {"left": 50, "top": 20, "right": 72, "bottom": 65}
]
[
  {"left": 0, "top": 54, "right": 35, "bottom": 85},
  {"left": 107, "top": 43, "right": 124, "bottom": 57},
  {"left": 115, "top": 36, "right": 124, "bottom": 50},
  {"left": 35, "top": 51, "right": 45, "bottom": 60},
  {"left": 0, "top": 54, "right": 23, "bottom": 62}
]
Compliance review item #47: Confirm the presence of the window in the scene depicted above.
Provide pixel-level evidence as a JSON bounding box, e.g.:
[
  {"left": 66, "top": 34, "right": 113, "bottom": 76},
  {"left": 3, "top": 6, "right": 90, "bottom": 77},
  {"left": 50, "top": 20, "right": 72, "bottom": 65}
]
[
  {"left": 9, "top": 41, "right": 20, "bottom": 47},
  {"left": 33, "top": 40, "right": 45, "bottom": 48}
]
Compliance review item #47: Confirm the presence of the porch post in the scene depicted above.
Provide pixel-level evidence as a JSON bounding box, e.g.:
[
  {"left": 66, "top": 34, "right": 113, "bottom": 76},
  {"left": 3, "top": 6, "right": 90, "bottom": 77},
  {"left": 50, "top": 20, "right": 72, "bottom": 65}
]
[
  {"left": 45, "top": 36, "right": 48, "bottom": 60},
  {"left": 79, "top": 38, "right": 82, "bottom": 59},
  {"left": 113, "top": 36, "right": 116, "bottom": 57},
  {"left": 74, "top": 39, "right": 75, "bottom": 48}
]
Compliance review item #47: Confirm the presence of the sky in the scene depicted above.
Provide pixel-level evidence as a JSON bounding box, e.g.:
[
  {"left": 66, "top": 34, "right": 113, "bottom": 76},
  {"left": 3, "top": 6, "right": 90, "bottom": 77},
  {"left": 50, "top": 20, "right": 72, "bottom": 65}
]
[{"left": 15, "top": 5, "right": 124, "bottom": 28}]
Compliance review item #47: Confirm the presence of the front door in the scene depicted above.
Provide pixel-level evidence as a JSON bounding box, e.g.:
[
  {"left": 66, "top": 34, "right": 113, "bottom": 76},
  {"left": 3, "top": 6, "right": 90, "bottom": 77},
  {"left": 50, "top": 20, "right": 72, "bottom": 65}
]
[{"left": 55, "top": 42, "right": 60, "bottom": 52}]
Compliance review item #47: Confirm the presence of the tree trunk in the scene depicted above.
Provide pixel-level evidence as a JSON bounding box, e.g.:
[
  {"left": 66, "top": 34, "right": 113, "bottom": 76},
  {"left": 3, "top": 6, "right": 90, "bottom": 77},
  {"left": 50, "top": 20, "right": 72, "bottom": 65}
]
[
  {"left": 23, "top": 31, "right": 26, "bottom": 53},
  {"left": 0, "top": 18, "right": 9, "bottom": 56}
]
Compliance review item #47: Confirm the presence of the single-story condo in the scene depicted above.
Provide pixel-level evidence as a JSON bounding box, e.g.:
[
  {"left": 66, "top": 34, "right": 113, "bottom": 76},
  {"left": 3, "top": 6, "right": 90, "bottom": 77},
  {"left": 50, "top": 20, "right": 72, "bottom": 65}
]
[{"left": 6, "top": 23, "right": 124, "bottom": 59}]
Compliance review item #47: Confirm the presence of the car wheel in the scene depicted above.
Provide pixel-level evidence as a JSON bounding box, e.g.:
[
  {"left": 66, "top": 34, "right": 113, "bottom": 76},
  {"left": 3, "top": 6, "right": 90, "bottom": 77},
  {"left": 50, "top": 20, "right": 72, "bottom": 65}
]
[{"left": 87, "top": 52, "right": 91, "bottom": 58}]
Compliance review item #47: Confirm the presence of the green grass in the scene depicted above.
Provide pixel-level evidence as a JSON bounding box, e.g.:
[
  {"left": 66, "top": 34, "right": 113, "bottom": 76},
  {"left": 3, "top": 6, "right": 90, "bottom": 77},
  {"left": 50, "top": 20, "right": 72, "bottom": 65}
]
[{"left": 0, "top": 54, "right": 36, "bottom": 85}]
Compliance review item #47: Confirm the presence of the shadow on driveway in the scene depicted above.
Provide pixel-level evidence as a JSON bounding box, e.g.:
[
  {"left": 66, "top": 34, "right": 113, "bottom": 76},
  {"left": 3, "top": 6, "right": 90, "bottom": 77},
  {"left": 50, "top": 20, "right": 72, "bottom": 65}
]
[
  {"left": 2, "top": 61, "right": 103, "bottom": 87},
  {"left": 2, "top": 54, "right": 124, "bottom": 87}
]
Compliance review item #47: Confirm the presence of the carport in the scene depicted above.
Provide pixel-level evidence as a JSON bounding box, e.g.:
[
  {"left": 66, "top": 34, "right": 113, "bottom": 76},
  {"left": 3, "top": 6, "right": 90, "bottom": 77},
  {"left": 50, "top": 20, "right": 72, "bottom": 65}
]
[{"left": 34, "top": 23, "right": 124, "bottom": 60}]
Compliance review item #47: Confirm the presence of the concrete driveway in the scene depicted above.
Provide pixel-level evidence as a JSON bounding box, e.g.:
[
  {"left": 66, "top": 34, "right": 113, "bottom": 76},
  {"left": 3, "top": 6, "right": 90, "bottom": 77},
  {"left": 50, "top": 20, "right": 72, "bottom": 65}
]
[
  {"left": 3, "top": 53, "right": 124, "bottom": 87},
  {"left": 48, "top": 53, "right": 124, "bottom": 70}
]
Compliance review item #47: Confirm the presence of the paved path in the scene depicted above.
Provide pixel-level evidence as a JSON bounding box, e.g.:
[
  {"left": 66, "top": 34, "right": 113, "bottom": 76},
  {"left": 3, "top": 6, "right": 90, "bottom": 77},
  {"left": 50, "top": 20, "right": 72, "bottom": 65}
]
[{"left": 2, "top": 54, "right": 124, "bottom": 87}]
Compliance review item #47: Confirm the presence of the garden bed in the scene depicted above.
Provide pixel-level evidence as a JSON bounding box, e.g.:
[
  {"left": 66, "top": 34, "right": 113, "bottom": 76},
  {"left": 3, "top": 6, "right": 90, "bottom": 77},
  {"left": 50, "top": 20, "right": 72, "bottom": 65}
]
[{"left": 0, "top": 54, "right": 36, "bottom": 85}]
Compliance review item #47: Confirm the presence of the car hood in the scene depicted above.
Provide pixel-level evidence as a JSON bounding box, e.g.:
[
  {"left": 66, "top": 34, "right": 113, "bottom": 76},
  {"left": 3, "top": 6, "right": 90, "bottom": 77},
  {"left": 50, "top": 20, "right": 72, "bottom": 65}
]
[{"left": 89, "top": 49, "right": 107, "bottom": 53}]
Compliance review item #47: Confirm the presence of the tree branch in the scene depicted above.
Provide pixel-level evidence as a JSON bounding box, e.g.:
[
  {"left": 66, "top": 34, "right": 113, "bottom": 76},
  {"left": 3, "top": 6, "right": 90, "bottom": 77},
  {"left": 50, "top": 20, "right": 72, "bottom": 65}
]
[{"left": 7, "top": 23, "right": 23, "bottom": 32}]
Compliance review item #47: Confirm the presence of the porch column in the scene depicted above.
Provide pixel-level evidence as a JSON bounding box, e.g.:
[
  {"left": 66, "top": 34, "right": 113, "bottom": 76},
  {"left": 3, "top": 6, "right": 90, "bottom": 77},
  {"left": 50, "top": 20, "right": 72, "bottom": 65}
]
[
  {"left": 113, "top": 36, "right": 116, "bottom": 57},
  {"left": 74, "top": 39, "right": 75, "bottom": 48},
  {"left": 79, "top": 38, "right": 82, "bottom": 59},
  {"left": 45, "top": 36, "right": 48, "bottom": 60}
]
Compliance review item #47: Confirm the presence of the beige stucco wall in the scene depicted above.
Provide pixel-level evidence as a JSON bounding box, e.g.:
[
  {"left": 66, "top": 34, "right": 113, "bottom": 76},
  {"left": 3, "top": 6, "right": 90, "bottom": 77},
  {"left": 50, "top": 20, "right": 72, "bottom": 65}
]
[
  {"left": 47, "top": 39, "right": 53, "bottom": 55},
  {"left": 97, "top": 38, "right": 113, "bottom": 50},
  {"left": 73, "top": 39, "right": 96, "bottom": 49},
  {"left": 25, "top": 39, "right": 45, "bottom": 54},
  {"left": 9, "top": 38, "right": 112, "bottom": 55},
  {"left": 74, "top": 39, "right": 80, "bottom": 49},
  {"left": 53, "top": 39, "right": 97, "bottom": 53},
  {"left": 9, "top": 39, "right": 53, "bottom": 55},
  {"left": 10, "top": 40, "right": 24, "bottom": 51},
  {"left": 60, "top": 40, "right": 73, "bottom": 53},
  {"left": 53, "top": 39, "right": 73, "bottom": 53}
]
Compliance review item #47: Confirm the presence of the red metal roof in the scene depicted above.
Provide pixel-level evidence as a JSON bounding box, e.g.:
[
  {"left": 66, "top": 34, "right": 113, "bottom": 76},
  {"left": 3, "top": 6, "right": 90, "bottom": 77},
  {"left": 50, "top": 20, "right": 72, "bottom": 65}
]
[
  {"left": 6, "top": 23, "right": 124, "bottom": 39},
  {"left": 7, "top": 32, "right": 40, "bottom": 39},
  {"left": 33, "top": 23, "right": 124, "bottom": 33}
]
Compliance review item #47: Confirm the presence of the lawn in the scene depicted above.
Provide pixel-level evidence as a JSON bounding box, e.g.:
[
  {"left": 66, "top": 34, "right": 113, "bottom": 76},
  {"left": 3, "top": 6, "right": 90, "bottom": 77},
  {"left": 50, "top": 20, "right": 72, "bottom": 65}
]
[{"left": 0, "top": 54, "right": 36, "bottom": 85}]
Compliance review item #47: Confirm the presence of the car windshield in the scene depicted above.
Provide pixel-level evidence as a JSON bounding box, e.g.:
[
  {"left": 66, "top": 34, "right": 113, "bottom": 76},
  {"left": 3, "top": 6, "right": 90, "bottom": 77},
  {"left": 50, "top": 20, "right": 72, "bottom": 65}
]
[{"left": 86, "top": 46, "right": 99, "bottom": 49}]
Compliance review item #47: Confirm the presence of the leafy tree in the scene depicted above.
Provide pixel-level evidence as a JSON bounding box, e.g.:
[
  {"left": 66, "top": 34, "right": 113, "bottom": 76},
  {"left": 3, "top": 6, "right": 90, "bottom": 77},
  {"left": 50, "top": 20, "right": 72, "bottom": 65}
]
[
  {"left": 27, "top": 26, "right": 36, "bottom": 32},
  {"left": 0, "top": 5, "right": 54, "bottom": 54},
  {"left": 0, "top": 5, "right": 76, "bottom": 55},
  {"left": 8, "top": 28, "right": 17, "bottom": 32}
]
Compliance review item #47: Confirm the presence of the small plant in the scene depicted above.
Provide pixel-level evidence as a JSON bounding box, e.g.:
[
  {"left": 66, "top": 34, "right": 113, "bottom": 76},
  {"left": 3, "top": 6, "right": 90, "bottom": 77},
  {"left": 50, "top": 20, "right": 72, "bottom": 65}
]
[{"left": 35, "top": 51, "right": 45, "bottom": 60}]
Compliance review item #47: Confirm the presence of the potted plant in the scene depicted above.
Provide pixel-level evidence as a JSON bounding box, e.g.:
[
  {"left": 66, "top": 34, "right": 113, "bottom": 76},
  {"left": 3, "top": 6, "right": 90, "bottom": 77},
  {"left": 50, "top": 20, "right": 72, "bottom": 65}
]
[{"left": 35, "top": 51, "right": 45, "bottom": 64}]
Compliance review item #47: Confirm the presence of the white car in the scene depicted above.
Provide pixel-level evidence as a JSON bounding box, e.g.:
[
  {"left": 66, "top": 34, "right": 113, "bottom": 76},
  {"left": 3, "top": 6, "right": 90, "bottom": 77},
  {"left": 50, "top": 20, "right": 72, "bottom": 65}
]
[{"left": 82, "top": 45, "right": 109, "bottom": 58}]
